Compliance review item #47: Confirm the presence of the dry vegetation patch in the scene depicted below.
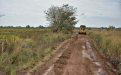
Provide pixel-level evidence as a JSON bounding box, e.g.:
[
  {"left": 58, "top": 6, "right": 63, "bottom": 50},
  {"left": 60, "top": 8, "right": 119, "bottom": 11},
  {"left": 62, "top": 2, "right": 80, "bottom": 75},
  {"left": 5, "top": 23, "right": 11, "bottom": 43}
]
[
  {"left": 86, "top": 29, "right": 121, "bottom": 74},
  {"left": 0, "top": 28, "right": 72, "bottom": 75}
]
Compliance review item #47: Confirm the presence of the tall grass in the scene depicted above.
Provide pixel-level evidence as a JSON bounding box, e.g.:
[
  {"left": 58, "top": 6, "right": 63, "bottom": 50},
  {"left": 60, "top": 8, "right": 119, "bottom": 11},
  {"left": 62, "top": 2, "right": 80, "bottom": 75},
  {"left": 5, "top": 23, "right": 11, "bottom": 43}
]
[
  {"left": 87, "top": 29, "right": 121, "bottom": 70},
  {"left": 0, "top": 28, "right": 72, "bottom": 75}
]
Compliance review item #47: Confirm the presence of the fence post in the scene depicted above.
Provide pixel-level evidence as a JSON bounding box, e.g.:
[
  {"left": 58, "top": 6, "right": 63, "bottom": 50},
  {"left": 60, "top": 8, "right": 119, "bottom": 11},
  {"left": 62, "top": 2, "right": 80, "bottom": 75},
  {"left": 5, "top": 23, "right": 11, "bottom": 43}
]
[
  {"left": 2, "top": 41, "right": 4, "bottom": 53},
  {"left": 7, "top": 41, "right": 8, "bottom": 51}
]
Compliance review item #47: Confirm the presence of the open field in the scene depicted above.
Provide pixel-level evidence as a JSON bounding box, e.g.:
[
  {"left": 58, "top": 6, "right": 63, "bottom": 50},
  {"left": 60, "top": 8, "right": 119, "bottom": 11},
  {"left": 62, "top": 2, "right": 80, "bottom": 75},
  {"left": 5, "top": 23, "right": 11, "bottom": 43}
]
[
  {"left": 0, "top": 28, "right": 49, "bottom": 54},
  {"left": 0, "top": 28, "right": 72, "bottom": 75}
]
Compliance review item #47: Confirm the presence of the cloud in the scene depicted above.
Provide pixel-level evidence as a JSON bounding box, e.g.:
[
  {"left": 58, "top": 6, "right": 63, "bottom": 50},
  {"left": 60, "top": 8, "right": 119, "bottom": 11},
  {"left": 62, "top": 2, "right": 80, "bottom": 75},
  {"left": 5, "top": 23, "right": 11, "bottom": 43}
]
[
  {"left": 0, "top": 14, "right": 5, "bottom": 17},
  {"left": 81, "top": 13, "right": 84, "bottom": 15}
]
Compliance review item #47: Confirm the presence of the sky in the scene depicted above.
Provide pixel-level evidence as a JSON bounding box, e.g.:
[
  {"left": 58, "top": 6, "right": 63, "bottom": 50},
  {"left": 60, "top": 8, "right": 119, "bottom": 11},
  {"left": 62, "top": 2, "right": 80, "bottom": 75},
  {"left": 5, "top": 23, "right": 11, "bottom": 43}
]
[{"left": 0, "top": 0, "right": 121, "bottom": 28}]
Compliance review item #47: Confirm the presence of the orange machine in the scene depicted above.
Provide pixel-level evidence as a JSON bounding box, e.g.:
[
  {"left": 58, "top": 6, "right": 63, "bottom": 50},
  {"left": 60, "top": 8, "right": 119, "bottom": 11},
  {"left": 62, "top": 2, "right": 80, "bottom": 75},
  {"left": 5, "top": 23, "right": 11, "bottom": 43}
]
[{"left": 78, "top": 25, "right": 86, "bottom": 35}]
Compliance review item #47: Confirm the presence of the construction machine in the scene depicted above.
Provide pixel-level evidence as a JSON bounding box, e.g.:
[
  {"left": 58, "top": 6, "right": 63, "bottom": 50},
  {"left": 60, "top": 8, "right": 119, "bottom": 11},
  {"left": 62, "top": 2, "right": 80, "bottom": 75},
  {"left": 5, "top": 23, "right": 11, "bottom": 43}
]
[{"left": 78, "top": 25, "right": 86, "bottom": 35}]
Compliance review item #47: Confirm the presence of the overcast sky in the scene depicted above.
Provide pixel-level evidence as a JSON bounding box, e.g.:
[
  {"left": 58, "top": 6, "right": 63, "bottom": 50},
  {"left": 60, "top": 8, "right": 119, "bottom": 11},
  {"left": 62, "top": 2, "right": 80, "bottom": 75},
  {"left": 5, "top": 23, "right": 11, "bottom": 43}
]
[{"left": 0, "top": 0, "right": 121, "bottom": 27}]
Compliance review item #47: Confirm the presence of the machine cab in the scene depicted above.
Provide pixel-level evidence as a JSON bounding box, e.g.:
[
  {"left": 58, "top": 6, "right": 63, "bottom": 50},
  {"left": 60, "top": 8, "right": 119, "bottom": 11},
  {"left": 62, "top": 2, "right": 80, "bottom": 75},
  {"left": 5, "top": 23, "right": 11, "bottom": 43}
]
[
  {"left": 78, "top": 25, "right": 86, "bottom": 35},
  {"left": 80, "top": 25, "right": 86, "bottom": 30}
]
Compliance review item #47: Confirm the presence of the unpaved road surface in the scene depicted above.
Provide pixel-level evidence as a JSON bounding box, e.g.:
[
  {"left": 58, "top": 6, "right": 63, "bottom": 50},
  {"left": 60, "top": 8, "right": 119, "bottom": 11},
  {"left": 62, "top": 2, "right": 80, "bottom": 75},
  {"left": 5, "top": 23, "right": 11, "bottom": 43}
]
[{"left": 32, "top": 34, "right": 116, "bottom": 75}]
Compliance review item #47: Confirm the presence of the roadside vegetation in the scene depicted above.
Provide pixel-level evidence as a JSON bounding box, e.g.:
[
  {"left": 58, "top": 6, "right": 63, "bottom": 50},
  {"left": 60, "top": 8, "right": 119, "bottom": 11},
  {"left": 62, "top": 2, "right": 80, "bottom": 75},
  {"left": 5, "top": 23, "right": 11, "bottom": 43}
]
[
  {"left": 0, "top": 28, "right": 72, "bottom": 75},
  {"left": 86, "top": 29, "right": 121, "bottom": 72}
]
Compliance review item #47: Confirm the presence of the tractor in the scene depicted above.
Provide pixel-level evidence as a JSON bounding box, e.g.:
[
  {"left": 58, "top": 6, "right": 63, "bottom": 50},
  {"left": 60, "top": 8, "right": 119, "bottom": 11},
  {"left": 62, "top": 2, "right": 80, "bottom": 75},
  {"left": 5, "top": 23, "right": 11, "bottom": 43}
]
[{"left": 78, "top": 25, "right": 86, "bottom": 35}]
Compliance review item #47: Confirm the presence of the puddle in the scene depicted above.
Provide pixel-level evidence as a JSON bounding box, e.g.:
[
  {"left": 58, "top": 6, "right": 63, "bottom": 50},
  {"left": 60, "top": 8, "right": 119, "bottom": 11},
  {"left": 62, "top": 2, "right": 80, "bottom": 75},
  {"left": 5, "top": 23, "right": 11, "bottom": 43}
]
[
  {"left": 82, "top": 40, "right": 101, "bottom": 66},
  {"left": 95, "top": 68, "right": 107, "bottom": 75},
  {"left": 82, "top": 50, "right": 91, "bottom": 59},
  {"left": 82, "top": 45, "right": 85, "bottom": 49},
  {"left": 83, "top": 39, "right": 107, "bottom": 75},
  {"left": 94, "top": 62, "right": 101, "bottom": 66},
  {"left": 86, "top": 40, "right": 101, "bottom": 66},
  {"left": 44, "top": 64, "right": 54, "bottom": 75},
  {"left": 82, "top": 50, "right": 101, "bottom": 66},
  {"left": 87, "top": 42, "right": 98, "bottom": 61}
]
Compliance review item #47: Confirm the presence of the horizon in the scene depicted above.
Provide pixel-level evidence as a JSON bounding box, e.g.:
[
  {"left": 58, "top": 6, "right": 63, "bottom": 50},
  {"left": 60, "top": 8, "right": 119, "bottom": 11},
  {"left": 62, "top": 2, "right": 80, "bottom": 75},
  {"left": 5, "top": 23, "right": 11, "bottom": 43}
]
[{"left": 0, "top": 25, "right": 121, "bottom": 28}]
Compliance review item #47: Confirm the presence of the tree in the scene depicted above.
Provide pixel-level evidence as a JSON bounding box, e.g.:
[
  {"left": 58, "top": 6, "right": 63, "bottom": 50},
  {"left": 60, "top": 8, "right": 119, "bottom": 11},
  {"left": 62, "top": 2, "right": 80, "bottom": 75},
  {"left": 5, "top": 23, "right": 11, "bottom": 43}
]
[
  {"left": 44, "top": 4, "right": 78, "bottom": 34},
  {"left": 0, "top": 26, "right": 3, "bottom": 28},
  {"left": 108, "top": 25, "right": 115, "bottom": 30},
  {"left": 38, "top": 25, "right": 44, "bottom": 28},
  {"left": 26, "top": 25, "right": 30, "bottom": 28}
]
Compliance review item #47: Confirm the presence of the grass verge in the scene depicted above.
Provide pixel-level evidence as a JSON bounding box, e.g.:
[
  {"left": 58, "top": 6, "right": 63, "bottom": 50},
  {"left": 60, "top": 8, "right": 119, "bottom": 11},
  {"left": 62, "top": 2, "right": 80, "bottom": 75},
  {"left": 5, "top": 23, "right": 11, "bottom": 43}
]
[{"left": 86, "top": 29, "right": 121, "bottom": 73}]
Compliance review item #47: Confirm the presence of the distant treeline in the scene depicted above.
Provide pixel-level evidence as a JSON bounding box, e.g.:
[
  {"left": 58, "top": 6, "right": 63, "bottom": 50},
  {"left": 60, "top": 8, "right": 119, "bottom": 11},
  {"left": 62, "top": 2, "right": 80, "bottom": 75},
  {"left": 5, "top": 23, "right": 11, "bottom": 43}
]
[
  {"left": 0, "top": 25, "right": 47, "bottom": 28},
  {"left": 75, "top": 27, "right": 121, "bottom": 29},
  {"left": 0, "top": 25, "right": 121, "bottom": 29}
]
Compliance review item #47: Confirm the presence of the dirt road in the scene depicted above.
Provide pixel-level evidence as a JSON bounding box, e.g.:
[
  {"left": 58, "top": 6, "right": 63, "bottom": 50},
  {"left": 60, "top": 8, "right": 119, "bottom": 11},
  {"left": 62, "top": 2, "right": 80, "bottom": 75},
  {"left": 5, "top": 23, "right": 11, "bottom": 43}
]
[{"left": 32, "top": 34, "right": 116, "bottom": 75}]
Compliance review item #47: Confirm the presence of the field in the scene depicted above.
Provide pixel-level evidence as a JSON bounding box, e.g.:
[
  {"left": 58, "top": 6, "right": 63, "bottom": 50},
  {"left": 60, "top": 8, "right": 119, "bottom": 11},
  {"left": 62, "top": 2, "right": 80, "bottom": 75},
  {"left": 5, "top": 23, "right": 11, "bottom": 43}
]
[
  {"left": 86, "top": 29, "right": 121, "bottom": 71},
  {"left": 0, "top": 28, "right": 72, "bottom": 75}
]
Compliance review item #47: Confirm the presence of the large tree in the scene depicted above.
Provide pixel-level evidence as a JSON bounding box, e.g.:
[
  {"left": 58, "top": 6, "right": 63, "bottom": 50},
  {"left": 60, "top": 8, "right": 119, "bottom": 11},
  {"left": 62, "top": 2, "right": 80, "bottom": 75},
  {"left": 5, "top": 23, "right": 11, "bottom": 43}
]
[
  {"left": 26, "top": 25, "right": 30, "bottom": 28},
  {"left": 44, "top": 4, "right": 78, "bottom": 34}
]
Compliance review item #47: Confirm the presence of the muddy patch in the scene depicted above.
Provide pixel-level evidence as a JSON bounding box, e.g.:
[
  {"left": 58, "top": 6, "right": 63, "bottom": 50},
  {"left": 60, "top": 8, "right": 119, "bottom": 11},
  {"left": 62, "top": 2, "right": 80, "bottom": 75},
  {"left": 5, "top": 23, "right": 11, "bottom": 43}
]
[
  {"left": 85, "top": 39, "right": 107, "bottom": 75},
  {"left": 84, "top": 40, "right": 101, "bottom": 66},
  {"left": 95, "top": 68, "right": 107, "bottom": 75}
]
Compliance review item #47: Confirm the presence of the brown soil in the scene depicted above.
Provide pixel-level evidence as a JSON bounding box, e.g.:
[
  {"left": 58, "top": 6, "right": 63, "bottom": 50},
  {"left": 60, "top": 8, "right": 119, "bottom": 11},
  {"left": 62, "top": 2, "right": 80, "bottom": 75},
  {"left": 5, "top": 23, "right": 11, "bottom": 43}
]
[{"left": 29, "top": 34, "right": 117, "bottom": 75}]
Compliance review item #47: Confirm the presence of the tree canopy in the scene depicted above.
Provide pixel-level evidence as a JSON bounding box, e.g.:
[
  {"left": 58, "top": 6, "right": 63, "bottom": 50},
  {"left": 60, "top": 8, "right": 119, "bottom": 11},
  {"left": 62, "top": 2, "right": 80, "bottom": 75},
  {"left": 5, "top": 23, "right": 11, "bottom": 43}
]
[
  {"left": 44, "top": 4, "right": 78, "bottom": 34},
  {"left": 26, "top": 25, "right": 30, "bottom": 28}
]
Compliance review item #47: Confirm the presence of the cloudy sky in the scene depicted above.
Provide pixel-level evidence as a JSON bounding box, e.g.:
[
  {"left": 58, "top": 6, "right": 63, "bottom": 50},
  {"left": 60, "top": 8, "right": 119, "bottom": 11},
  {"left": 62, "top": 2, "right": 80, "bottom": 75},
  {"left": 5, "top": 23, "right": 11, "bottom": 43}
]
[{"left": 0, "top": 0, "right": 121, "bottom": 27}]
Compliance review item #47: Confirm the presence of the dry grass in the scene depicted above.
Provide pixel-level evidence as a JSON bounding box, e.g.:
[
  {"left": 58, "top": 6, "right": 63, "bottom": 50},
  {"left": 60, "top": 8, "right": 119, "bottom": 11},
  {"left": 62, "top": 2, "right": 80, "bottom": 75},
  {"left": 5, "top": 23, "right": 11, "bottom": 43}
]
[
  {"left": 87, "top": 29, "right": 121, "bottom": 70},
  {"left": 0, "top": 28, "right": 72, "bottom": 75}
]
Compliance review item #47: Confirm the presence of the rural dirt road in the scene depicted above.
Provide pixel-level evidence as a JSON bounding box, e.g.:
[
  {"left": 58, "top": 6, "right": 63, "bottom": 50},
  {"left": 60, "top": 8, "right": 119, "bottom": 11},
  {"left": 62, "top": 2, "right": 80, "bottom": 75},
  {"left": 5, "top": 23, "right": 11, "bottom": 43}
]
[{"left": 31, "top": 34, "right": 116, "bottom": 75}]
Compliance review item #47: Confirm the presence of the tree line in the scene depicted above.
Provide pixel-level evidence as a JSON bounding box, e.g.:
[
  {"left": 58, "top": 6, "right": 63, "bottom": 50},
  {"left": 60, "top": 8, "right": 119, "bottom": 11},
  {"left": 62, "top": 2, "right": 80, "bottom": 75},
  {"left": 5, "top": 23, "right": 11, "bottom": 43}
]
[{"left": 0, "top": 25, "right": 45, "bottom": 28}]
